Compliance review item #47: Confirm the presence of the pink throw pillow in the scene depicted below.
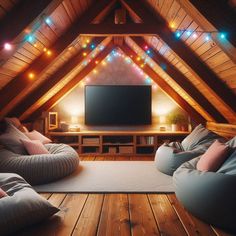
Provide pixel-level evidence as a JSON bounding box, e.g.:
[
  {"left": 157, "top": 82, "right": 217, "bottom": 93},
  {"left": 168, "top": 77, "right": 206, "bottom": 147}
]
[
  {"left": 25, "top": 130, "right": 51, "bottom": 144},
  {"left": 21, "top": 139, "right": 49, "bottom": 155},
  {"left": 0, "top": 188, "right": 8, "bottom": 198},
  {"left": 197, "top": 140, "right": 229, "bottom": 172}
]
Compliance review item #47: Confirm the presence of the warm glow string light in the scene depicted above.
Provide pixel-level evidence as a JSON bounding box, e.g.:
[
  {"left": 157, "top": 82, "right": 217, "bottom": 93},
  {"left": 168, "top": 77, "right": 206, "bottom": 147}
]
[{"left": 169, "top": 23, "right": 227, "bottom": 42}]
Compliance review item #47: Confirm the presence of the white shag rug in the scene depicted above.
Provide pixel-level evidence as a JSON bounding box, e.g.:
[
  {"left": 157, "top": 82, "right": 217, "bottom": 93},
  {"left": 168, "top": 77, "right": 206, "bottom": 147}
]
[{"left": 34, "top": 161, "right": 174, "bottom": 193}]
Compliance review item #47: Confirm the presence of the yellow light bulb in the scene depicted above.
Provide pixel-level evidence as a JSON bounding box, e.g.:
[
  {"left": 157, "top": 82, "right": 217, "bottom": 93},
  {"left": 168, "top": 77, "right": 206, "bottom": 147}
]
[
  {"left": 83, "top": 52, "right": 87, "bottom": 56},
  {"left": 28, "top": 72, "right": 35, "bottom": 79},
  {"left": 46, "top": 50, "right": 52, "bottom": 56},
  {"left": 43, "top": 47, "right": 47, "bottom": 52}
]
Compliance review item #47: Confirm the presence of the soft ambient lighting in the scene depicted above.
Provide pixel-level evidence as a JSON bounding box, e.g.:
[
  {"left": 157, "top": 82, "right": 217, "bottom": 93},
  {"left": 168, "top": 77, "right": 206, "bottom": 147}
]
[
  {"left": 46, "top": 50, "right": 52, "bottom": 56},
  {"left": 71, "top": 116, "right": 79, "bottom": 124},
  {"left": 28, "top": 72, "right": 35, "bottom": 79},
  {"left": 4, "top": 43, "right": 12, "bottom": 50}
]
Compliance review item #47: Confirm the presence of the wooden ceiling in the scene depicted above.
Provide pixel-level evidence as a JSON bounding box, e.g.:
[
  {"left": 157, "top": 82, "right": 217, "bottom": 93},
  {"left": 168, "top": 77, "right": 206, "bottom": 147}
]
[{"left": 0, "top": 0, "right": 235, "bottom": 124}]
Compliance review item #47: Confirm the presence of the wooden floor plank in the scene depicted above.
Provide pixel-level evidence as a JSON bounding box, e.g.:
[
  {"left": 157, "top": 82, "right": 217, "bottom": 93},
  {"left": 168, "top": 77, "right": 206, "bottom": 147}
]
[
  {"left": 129, "top": 194, "right": 160, "bottom": 236},
  {"left": 39, "top": 193, "right": 52, "bottom": 199},
  {"left": 167, "top": 194, "right": 217, "bottom": 236},
  {"left": 72, "top": 194, "right": 104, "bottom": 236},
  {"left": 148, "top": 194, "right": 188, "bottom": 236},
  {"left": 97, "top": 194, "right": 131, "bottom": 236}
]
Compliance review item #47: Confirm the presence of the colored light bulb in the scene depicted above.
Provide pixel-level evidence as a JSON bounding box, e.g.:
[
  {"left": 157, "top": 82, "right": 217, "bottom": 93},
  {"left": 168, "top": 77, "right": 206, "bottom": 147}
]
[{"left": 4, "top": 43, "right": 12, "bottom": 50}]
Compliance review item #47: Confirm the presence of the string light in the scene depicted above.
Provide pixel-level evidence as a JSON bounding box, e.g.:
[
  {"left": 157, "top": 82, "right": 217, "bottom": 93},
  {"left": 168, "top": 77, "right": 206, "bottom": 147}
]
[
  {"left": 4, "top": 43, "right": 12, "bottom": 50},
  {"left": 45, "top": 17, "right": 52, "bottom": 25},
  {"left": 83, "top": 52, "right": 87, "bottom": 56},
  {"left": 46, "top": 50, "right": 52, "bottom": 56},
  {"left": 170, "top": 23, "right": 227, "bottom": 42},
  {"left": 28, "top": 72, "right": 35, "bottom": 79}
]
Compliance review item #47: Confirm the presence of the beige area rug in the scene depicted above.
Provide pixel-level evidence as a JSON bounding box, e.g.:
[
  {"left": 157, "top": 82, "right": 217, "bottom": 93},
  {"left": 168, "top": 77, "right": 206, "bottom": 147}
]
[{"left": 34, "top": 161, "right": 174, "bottom": 193}]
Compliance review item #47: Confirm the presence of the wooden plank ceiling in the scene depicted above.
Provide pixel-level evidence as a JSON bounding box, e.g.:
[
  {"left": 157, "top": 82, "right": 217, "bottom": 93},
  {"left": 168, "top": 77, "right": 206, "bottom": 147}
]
[{"left": 0, "top": 0, "right": 235, "bottom": 124}]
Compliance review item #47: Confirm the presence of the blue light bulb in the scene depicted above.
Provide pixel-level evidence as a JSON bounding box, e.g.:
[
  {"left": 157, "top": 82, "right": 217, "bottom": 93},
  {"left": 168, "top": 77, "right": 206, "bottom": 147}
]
[
  {"left": 146, "top": 50, "right": 151, "bottom": 54},
  {"left": 186, "top": 31, "right": 191, "bottom": 36},
  {"left": 27, "top": 34, "right": 34, "bottom": 43},
  {"left": 205, "top": 35, "right": 210, "bottom": 41},
  {"left": 45, "top": 17, "right": 52, "bottom": 25},
  {"left": 175, "top": 31, "right": 181, "bottom": 38},
  {"left": 220, "top": 33, "right": 225, "bottom": 39},
  {"left": 90, "top": 44, "right": 95, "bottom": 49}
]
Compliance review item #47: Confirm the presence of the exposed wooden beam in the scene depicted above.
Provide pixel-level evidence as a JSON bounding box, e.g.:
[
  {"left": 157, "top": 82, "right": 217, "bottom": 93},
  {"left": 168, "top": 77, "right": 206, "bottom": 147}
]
[
  {"left": 207, "top": 122, "right": 236, "bottom": 138},
  {"left": 0, "top": 0, "right": 62, "bottom": 47},
  {"left": 24, "top": 42, "right": 114, "bottom": 121},
  {"left": 79, "top": 23, "right": 159, "bottom": 35},
  {"left": 9, "top": 38, "right": 105, "bottom": 118},
  {"left": 176, "top": 0, "right": 236, "bottom": 63},
  {"left": 0, "top": 0, "right": 117, "bottom": 120},
  {"left": 120, "top": 0, "right": 236, "bottom": 115},
  {"left": 120, "top": 44, "right": 205, "bottom": 124},
  {"left": 0, "top": 0, "right": 63, "bottom": 62},
  {"left": 190, "top": 0, "right": 236, "bottom": 47},
  {"left": 131, "top": 37, "right": 227, "bottom": 123}
]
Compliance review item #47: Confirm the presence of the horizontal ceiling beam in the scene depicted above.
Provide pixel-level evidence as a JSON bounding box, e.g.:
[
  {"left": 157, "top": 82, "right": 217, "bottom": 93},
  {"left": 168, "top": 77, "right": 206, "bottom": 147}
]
[
  {"left": 9, "top": 38, "right": 105, "bottom": 118},
  {"left": 79, "top": 23, "right": 159, "bottom": 36},
  {"left": 120, "top": 43, "right": 205, "bottom": 124},
  {"left": 0, "top": 0, "right": 117, "bottom": 120},
  {"left": 24, "top": 42, "right": 113, "bottom": 121},
  {"left": 121, "top": 0, "right": 236, "bottom": 115},
  {"left": 131, "top": 37, "right": 227, "bottom": 123}
]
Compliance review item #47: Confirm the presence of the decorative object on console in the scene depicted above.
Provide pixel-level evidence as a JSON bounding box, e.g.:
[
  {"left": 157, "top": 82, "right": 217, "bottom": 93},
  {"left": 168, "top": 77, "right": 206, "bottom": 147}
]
[
  {"left": 159, "top": 115, "right": 167, "bottom": 131},
  {"left": 48, "top": 112, "right": 58, "bottom": 130},
  {"left": 168, "top": 111, "right": 188, "bottom": 132},
  {"left": 69, "top": 116, "right": 80, "bottom": 132}
]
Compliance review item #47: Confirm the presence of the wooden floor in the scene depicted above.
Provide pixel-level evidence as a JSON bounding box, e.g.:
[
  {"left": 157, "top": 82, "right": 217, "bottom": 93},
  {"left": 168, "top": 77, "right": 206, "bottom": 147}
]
[{"left": 18, "top": 156, "right": 232, "bottom": 236}]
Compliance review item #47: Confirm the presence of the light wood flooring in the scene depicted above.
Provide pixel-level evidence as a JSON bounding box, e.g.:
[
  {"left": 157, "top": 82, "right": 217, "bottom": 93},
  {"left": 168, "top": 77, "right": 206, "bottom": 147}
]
[{"left": 18, "top": 156, "right": 233, "bottom": 236}]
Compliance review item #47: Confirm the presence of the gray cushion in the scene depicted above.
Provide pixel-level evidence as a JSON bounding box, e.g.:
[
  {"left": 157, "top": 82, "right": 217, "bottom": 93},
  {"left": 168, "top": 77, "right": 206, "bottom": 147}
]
[
  {"left": 0, "top": 143, "right": 79, "bottom": 185},
  {"left": 181, "top": 124, "right": 223, "bottom": 151},
  {"left": 173, "top": 156, "right": 236, "bottom": 233},
  {"left": 155, "top": 143, "right": 205, "bottom": 175},
  {"left": 217, "top": 149, "right": 236, "bottom": 175},
  {"left": 0, "top": 173, "right": 59, "bottom": 235},
  {"left": 226, "top": 136, "right": 236, "bottom": 148},
  {"left": 0, "top": 124, "right": 30, "bottom": 154}
]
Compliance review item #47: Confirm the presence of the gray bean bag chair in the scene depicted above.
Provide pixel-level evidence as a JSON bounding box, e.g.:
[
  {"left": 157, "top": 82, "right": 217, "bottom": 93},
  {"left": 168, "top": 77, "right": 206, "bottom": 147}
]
[
  {"left": 0, "top": 143, "right": 79, "bottom": 185},
  {"left": 173, "top": 147, "right": 236, "bottom": 233},
  {"left": 155, "top": 124, "right": 224, "bottom": 175},
  {"left": 0, "top": 173, "right": 59, "bottom": 235}
]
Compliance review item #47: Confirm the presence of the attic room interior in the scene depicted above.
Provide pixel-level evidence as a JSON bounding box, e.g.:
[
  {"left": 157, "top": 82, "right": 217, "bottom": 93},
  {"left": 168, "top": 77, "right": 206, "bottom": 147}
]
[{"left": 0, "top": 0, "right": 236, "bottom": 235}]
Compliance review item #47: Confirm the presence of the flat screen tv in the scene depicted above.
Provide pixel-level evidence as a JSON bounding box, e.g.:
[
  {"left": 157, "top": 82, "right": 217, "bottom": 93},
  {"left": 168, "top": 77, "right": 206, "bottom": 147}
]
[{"left": 85, "top": 85, "right": 152, "bottom": 125}]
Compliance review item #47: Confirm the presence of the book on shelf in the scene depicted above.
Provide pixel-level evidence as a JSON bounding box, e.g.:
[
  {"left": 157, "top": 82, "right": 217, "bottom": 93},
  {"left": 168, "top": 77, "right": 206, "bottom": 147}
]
[
  {"left": 139, "top": 136, "right": 154, "bottom": 145},
  {"left": 108, "top": 147, "right": 116, "bottom": 154}
]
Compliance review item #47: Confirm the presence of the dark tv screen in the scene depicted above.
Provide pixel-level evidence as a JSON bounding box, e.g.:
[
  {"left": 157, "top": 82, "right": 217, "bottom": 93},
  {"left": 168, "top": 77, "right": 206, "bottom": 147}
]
[{"left": 85, "top": 85, "right": 152, "bottom": 125}]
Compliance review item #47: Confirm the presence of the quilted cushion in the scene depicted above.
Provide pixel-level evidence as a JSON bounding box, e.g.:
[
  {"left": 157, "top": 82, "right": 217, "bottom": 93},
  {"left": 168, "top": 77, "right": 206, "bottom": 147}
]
[{"left": 0, "top": 173, "right": 59, "bottom": 235}]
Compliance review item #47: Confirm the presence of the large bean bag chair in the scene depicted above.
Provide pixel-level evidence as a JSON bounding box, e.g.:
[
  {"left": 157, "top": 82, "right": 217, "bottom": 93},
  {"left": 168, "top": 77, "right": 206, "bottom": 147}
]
[
  {"left": 173, "top": 146, "right": 236, "bottom": 233},
  {"left": 0, "top": 173, "right": 59, "bottom": 235},
  {"left": 0, "top": 143, "right": 79, "bottom": 185},
  {"left": 155, "top": 124, "right": 224, "bottom": 175}
]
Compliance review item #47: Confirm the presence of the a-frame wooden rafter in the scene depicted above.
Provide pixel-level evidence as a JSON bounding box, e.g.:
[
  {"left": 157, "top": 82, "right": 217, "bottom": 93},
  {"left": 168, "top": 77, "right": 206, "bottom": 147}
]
[
  {"left": 120, "top": 0, "right": 236, "bottom": 117},
  {"left": 9, "top": 38, "right": 106, "bottom": 119},
  {"left": 27, "top": 42, "right": 114, "bottom": 121},
  {"left": 130, "top": 37, "right": 227, "bottom": 123},
  {"left": 120, "top": 43, "right": 205, "bottom": 123},
  {"left": 0, "top": 0, "right": 117, "bottom": 120}
]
